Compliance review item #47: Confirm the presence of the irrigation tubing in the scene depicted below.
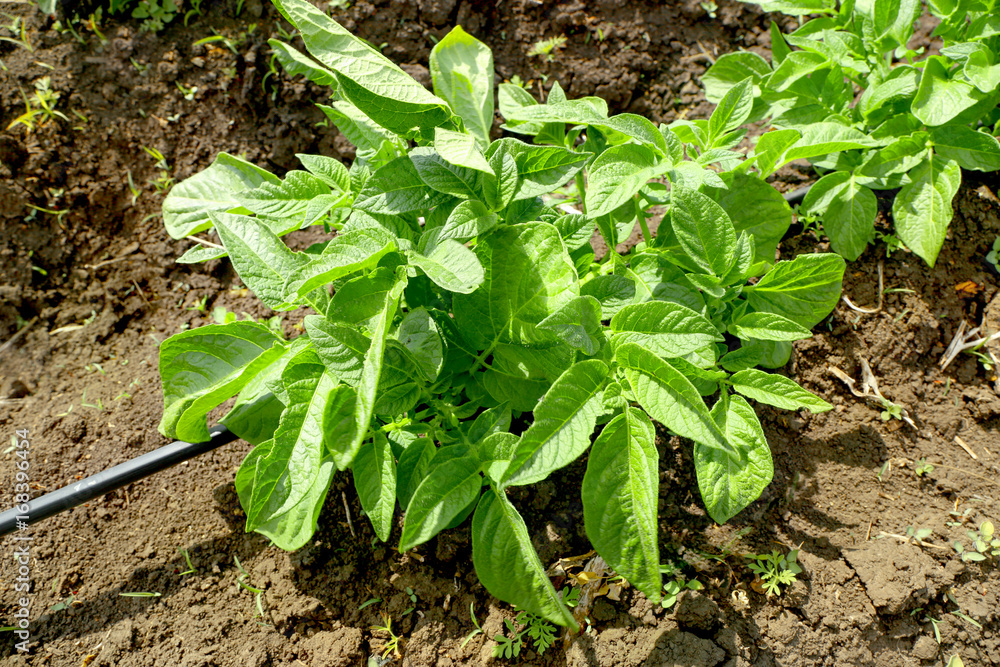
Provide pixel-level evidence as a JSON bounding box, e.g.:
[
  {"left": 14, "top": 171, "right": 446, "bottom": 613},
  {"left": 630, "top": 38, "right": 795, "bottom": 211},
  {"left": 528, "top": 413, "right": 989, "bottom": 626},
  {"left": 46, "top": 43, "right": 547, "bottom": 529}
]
[
  {"left": 0, "top": 424, "right": 237, "bottom": 538},
  {"left": 0, "top": 184, "right": 814, "bottom": 539}
]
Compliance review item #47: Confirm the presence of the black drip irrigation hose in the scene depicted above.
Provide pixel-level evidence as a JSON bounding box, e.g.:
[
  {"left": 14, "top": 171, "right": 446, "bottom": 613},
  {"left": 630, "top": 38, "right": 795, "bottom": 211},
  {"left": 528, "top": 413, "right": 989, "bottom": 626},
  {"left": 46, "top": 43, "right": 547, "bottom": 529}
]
[
  {"left": 0, "top": 183, "right": 815, "bottom": 540},
  {"left": 0, "top": 425, "right": 237, "bottom": 538}
]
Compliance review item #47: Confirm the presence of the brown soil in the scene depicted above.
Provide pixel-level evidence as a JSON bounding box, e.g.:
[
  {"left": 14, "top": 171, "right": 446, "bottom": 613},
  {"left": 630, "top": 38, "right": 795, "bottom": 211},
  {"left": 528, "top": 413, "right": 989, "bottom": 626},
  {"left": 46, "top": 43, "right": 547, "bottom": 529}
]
[{"left": 1, "top": 1, "right": 999, "bottom": 666}]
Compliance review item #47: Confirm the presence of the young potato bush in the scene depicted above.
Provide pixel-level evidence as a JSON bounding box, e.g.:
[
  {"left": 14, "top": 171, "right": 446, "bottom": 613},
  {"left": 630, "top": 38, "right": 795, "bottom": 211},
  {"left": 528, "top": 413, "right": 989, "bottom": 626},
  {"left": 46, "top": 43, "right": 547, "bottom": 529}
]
[
  {"left": 156, "top": 0, "right": 844, "bottom": 627},
  {"left": 703, "top": 0, "right": 1000, "bottom": 266}
]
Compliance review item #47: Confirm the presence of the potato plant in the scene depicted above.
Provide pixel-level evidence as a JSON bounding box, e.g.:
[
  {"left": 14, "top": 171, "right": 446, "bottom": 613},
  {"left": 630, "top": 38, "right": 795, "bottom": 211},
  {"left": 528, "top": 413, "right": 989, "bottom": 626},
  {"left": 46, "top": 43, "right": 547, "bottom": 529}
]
[
  {"left": 156, "top": 0, "right": 844, "bottom": 627},
  {"left": 703, "top": 0, "right": 1000, "bottom": 265}
]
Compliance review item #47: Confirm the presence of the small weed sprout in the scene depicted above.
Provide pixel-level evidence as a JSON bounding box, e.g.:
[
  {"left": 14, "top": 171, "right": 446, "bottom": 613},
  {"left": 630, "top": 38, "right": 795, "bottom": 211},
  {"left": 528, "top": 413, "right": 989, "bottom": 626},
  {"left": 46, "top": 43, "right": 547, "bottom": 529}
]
[
  {"left": 178, "top": 548, "right": 197, "bottom": 575},
  {"left": 987, "top": 237, "right": 1000, "bottom": 269},
  {"left": 8, "top": 77, "right": 68, "bottom": 132},
  {"left": 233, "top": 555, "right": 267, "bottom": 618},
  {"left": 746, "top": 549, "right": 802, "bottom": 597},
  {"left": 699, "top": 1, "right": 718, "bottom": 18},
  {"left": 914, "top": 458, "right": 934, "bottom": 477},
  {"left": 659, "top": 562, "right": 703, "bottom": 609},
  {"left": 879, "top": 399, "right": 903, "bottom": 422},
  {"left": 372, "top": 612, "right": 404, "bottom": 659},
  {"left": 493, "top": 609, "right": 557, "bottom": 658},
  {"left": 460, "top": 603, "right": 484, "bottom": 649},
  {"left": 527, "top": 35, "right": 567, "bottom": 62},
  {"left": 954, "top": 520, "right": 999, "bottom": 563},
  {"left": 132, "top": 0, "right": 178, "bottom": 32}
]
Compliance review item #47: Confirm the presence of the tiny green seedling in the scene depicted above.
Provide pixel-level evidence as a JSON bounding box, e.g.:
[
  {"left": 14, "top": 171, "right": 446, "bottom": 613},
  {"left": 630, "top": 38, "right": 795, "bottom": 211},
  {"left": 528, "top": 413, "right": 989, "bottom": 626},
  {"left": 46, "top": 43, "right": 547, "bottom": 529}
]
[
  {"left": 402, "top": 586, "right": 417, "bottom": 615},
  {"left": 699, "top": 1, "right": 718, "bottom": 18},
  {"left": 879, "top": 399, "right": 903, "bottom": 422},
  {"left": 914, "top": 458, "right": 934, "bottom": 477},
  {"left": 178, "top": 548, "right": 197, "bottom": 575},
  {"left": 357, "top": 597, "right": 381, "bottom": 611},
  {"left": 659, "top": 562, "right": 703, "bottom": 609},
  {"left": 954, "top": 520, "right": 999, "bottom": 563},
  {"left": 527, "top": 35, "right": 567, "bottom": 62},
  {"left": 372, "top": 612, "right": 403, "bottom": 659},
  {"left": 987, "top": 237, "right": 1000, "bottom": 269},
  {"left": 912, "top": 608, "right": 943, "bottom": 643},
  {"left": 175, "top": 81, "right": 198, "bottom": 101},
  {"left": 186, "top": 295, "right": 209, "bottom": 312},
  {"left": 460, "top": 603, "right": 484, "bottom": 649},
  {"left": 234, "top": 555, "right": 267, "bottom": 618},
  {"left": 493, "top": 609, "right": 557, "bottom": 659},
  {"left": 746, "top": 549, "right": 801, "bottom": 597}
]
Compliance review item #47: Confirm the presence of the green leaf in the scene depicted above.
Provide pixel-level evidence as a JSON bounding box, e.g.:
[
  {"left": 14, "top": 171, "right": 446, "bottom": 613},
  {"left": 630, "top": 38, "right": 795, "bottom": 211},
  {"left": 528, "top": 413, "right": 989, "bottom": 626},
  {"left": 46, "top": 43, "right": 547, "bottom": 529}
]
[
  {"left": 297, "top": 153, "right": 351, "bottom": 192},
  {"left": 729, "top": 369, "right": 832, "bottom": 412},
  {"left": 472, "top": 490, "right": 578, "bottom": 629},
  {"left": 503, "top": 360, "right": 609, "bottom": 487},
  {"left": 409, "top": 147, "right": 482, "bottom": 199},
  {"left": 581, "top": 275, "right": 636, "bottom": 319},
  {"left": 327, "top": 267, "right": 399, "bottom": 331},
  {"left": 752, "top": 129, "right": 801, "bottom": 180},
  {"left": 465, "top": 401, "right": 510, "bottom": 438},
  {"left": 284, "top": 228, "right": 397, "bottom": 298},
  {"left": 911, "top": 56, "right": 985, "bottom": 126},
  {"left": 930, "top": 126, "right": 1000, "bottom": 172},
  {"left": 768, "top": 50, "right": 830, "bottom": 93},
  {"left": 729, "top": 312, "right": 812, "bottom": 342},
  {"left": 697, "top": 395, "right": 773, "bottom": 524},
  {"left": 316, "top": 102, "right": 404, "bottom": 167},
  {"left": 454, "top": 223, "right": 578, "bottom": 348},
  {"left": 430, "top": 26, "right": 494, "bottom": 146},
  {"left": 538, "top": 296, "right": 604, "bottom": 355},
  {"left": 353, "top": 434, "right": 397, "bottom": 541},
  {"left": 779, "top": 123, "right": 877, "bottom": 165},
  {"left": 400, "top": 447, "right": 482, "bottom": 551},
  {"left": 483, "top": 141, "right": 519, "bottom": 211},
  {"left": 434, "top": 127, "right": 495, "bottom": 174},
  {"left": 802, "top": 172, "right": 876, "bottom": 261},
  {"left": 396, "top": 307, "right": 445, "bottom": 382},
  {"left": 617, "top": 343, "right": 728, "bottom": 452},
  {"left": 342, "top": 272, "right": 407, "bottom": 468},
  {"left": 163, "top": 153, "right": 280, "bottom": 239},
  {"left": 221, "top": 345, "right": 293, "bottom": 446},
  {"left": 610, "top": 301, "right": 722, "bottom": 359},
  {"left": 356, "top": 154, "right": 455, "bottom": 213},
  {"left": 746, "top": 253, "right": 845, "bottom": 329},
  {"left": 478, "top": 432, "right": 518, "bottom": 485},
  {"left": 487, "top": 139, "right": 590, "bottom": 201},
  {"left": 396, "top": 438, "right": 436, "bottom": 509},
  {"left": 244, "top": 362, "right": 337, "bottom": 531},
  {"left": 211, "top": 212, "right": 312, "bottom": 311},
  {"left": 236, "top": 439, "right": 335, "bottom": 550},
  {"left": 708, "top": 78, "right": 754, "bottom": 143},
  {"left": 303, "top": 315, "right": 369, "bottom": 385},
  {"left": 963, "top": 45, "right": 1000, "bottom": 94},
  {"left": 271, "top": 0, "right": 449, "bottom": 133},
  {"left": 702, "top": 51, "right": 772, "bottom": 104},
  {"left": 176, "top": 244, "right": 227, "bottom": 264},
  {"left": 586, "top": 144, "right": 671, "bottom": 218},
  {"left": 669, "top": 185, "right": 737, "bottom": 276},
  {"left": 892, "top": 152, "right": 961, "bottom": 267},
  {"left": 233, "top": 171, "right": 335, "bottom": 227},
  {"left": 269, "top": 39, "right": 337, "bottom": 86},
  {"left": 158, "top": 322, "right": 284, "bottom": 442},
  {"left": 426, "top": 200, "right": 498, "bottom": 246},
  {"left": 582, "top": 407, "right": 661, "bottom": 602},
  {"left": 407, "top": 239, "right": 485, "bottom": 294}
]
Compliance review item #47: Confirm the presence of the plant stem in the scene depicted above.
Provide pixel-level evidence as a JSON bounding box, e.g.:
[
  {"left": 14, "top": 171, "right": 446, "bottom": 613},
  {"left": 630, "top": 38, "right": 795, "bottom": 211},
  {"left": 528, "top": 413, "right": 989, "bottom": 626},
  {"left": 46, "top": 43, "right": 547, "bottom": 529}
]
[
  {"left": 635, "top": 194, "right": 652, "bottom": 245},
  {"left": 575, "top": 172, "right": 587, "bottom": 214}
]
